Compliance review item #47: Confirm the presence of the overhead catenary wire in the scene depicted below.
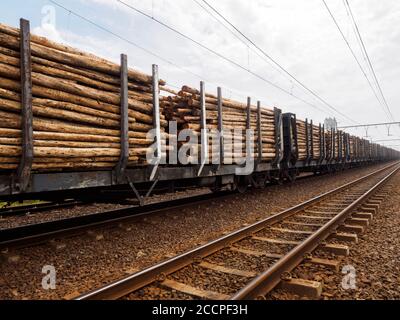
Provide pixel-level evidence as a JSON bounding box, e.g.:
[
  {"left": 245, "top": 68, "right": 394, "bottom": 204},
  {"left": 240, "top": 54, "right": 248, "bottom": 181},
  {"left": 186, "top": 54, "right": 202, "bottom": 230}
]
[
  {"left": 338, "top": 121, "right": 400, "bottom": 129},
  {"left": 115, "top": 0, "right": 346, "bottom": 116},
  {"left": 342, "top": 0, "right": 377, "bottom": 94},
  {"left": 48, "top": 0, "right": 206, "bottom": 81},
  {"left": 322, "top": 0, "right": 393, "bottom": 122},
  {"left": 342, "top": 0, "right": 394, "bottom": 123},
  {"left": 191, "top": 0, "right": 291, "bottom": 83},
  {"left": 47, "top": 1, "right": 272, "bottom": 105},
  {"left": 344, "top": 0, "right": 393, "bottom": 120},
  {"left": 344, "top": 0, "right": 394, "bottom": 121},
  {"left": 199, "top": 0, "right": 357, "bottom": 124},
  {"left": 193, "top": 0, "right": 302, "bottom": 105}
]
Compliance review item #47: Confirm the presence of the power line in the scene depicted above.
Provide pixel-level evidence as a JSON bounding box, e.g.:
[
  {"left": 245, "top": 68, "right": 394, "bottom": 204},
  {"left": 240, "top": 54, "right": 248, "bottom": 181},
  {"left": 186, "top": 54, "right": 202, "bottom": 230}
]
[
  {"left": 322, "top": 0, "right": 392, "bottom": 121},
  {"left": 191, "top": 0, "right": 307, "bottom": 105},
  {"left": 338, "top": 121, "right": 400, "bottom": 129},
  {"left": 342, "top": 1, "right": 392, "bottom": 122},
  {"left": 116, "top": 0, "right": 340, "bottom": 116},
  {"left": 192, "top": 0, "right": 249, "bottom": 51},
  {"left": 342, "top": 0, "right": 378, "bottom": 96},
  {"left": 199, "top": 0, "right": 357, "bottom": 124},
  {"left": 344, "top": 0, "right": 394, "bottom": 121},
  {"left": 373, "top": 139, "right": 400, "bottom": 142},
  {"left": 48, "top": 0, "right": 205, "bottom": 81},
  {"left": 47, "top": 0, "right": 269, "bottom": 104},
  {"left": 191, "top": 0, "right": 291, "bottom": 84}
]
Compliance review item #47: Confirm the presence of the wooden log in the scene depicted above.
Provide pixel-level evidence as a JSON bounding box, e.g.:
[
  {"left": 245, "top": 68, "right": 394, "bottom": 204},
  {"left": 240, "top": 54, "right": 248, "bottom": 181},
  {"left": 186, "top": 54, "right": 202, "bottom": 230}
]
[
  {"left": 0, "top": 51, "right": 123, "bottom": 93},
  {"left": 181, "top": 86, "right": 274, "bottom": 115},
  {"left": 0, "top": 156, "right": 147, "bottom": 165},
  {"left": 0, "top": 61, "right": 155, "bottom": 115},
  {"left": 0, "top": 77, "right": 158, "bottom": 121},
  {"left": 0, "top": 111, "right": 119, "bottom": 136},
  {"left": 0, "top": 145, "right": 170, "bottom": 158},
  {"left": 0, "top": 26, "right": 164, "bottom": 85},
  {"left": 34, "top": 140, "right": 122, "bottom": 149},
  {"left": 0, "top": 128, "right": 20, "bottom": 137},
  {"left": 0, "top": 90, "right": 164, "bottom": 126}
]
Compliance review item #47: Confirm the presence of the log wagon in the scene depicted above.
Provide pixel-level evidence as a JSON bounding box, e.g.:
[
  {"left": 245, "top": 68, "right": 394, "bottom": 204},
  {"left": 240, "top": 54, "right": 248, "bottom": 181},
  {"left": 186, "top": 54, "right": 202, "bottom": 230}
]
[{"left": 0, "top": 19, "right": 398, "bottom": 202}]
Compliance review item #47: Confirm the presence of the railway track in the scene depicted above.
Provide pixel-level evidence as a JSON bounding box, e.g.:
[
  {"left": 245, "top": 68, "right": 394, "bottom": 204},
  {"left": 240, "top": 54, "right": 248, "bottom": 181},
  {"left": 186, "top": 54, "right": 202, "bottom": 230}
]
[
  {"left": 0, "top": 200, "right": 82, "bottom": 218},
  {"left": 76, "top": 162, "right": 399, "bottom": 300},
  {"left": 0, "top": 190, "right": 234, "bottom": 249}
]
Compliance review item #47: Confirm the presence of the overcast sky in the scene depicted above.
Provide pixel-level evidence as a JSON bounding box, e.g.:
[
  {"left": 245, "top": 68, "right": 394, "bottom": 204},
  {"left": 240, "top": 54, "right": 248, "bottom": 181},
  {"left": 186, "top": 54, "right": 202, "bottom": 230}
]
[{"left": 2, "top": 0, "right": 400, "bottom": 149}]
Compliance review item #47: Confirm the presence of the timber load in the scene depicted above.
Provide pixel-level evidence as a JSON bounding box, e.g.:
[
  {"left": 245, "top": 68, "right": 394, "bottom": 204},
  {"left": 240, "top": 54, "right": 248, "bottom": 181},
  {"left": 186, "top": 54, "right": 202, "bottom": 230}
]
[
  {"left": 296, "top": 120, "right": 307, "bottom": 161},
  {"left": 312, "top": 123, "right": 321, "bottom": 160},
  {"left": 162, "top": 85, "right": 277, "bottom": 164},
  {"left": 296, "top": 119, "right": 322, "bottom": 161},
  {"left": 0, "top": 22, "right": 171, "bottom": 171},
  {"left": 325, "top": 130, "right": 333, "bottom": 160}
]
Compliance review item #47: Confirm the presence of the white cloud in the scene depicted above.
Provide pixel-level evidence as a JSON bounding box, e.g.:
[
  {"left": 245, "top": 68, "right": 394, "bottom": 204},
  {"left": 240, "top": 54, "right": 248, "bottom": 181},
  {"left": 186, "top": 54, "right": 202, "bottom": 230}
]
[{"left": 32, "top": 23, "right": 63, "bottom": 43}]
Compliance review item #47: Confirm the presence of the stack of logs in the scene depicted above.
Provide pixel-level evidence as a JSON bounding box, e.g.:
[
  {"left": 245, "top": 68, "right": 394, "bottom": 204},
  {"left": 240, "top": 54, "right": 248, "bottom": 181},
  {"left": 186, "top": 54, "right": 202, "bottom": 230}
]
[
  {"left": 349, "top": 136, "right": 356, "bottom": 158},
  {"left": 296, "top": 120, "right": 307, "bottom": 161},
  {"left": 324, "top": 130, "right": 346, "bottom": 160},
  {"left": 335, "top": 131, "right": 340, "bottom": 159},
  {"left": 296, "top": 120, "right": 322, "bottom": 161},
  {"left": 0, "top": 22, "right": 170, "bottom": 171},
  {"left": 342, "top": 132, "right": 347, "bottom": 157},
  {"left": 325, "top": 130, "right": 333, "bottom": 159},
  {"left": 312, "top": 123, "right": 321, "bottom": 159},
  {"left": 161, "top": 86, "right": 277, "bottom": 164}
]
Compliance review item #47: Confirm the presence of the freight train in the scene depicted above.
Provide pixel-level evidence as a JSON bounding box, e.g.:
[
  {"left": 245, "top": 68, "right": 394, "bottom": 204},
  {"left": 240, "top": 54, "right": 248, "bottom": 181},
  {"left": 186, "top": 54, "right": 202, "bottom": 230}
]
[{"left": 0, "top": 19, "right": 398, "bottom": 202}]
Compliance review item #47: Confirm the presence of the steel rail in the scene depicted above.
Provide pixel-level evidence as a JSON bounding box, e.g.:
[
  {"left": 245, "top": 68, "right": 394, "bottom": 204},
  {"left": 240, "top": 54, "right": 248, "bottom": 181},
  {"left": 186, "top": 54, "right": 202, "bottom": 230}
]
[
  {"left": 0, "top": 190, "right": 234, "bottom": 249},
  {"left": 0, "top": 200, "right": 81, "bottom": 218},
  {"left": 76, "top": 162, "right": 398, "bottom": 300},
  {"left": 231, "top": 164, "right": 399, "bottom": 299}
]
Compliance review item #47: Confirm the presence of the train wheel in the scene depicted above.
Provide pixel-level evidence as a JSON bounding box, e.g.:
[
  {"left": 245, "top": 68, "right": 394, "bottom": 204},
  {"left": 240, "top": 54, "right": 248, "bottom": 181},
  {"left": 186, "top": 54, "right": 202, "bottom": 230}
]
[
  {"left": 269, "top": 176, "right": 282, "bottom": 185},
  {"left": 252, "top": 174, "right": 267, "bottom": 189},
  {"left": 287, "top": 169, "right": 298, "bottom": 183},
  {"left": 209, "top": 178, "right": 222, "bottom": 193},
  {"left": 210, "top": 185, "right": 222, "bottom": 193},
  {"left": 235, "top": 176, "right": 249, "bottom": 193},
  {"left": 278, "top": 171, "right": 286, "bottom": 184}
]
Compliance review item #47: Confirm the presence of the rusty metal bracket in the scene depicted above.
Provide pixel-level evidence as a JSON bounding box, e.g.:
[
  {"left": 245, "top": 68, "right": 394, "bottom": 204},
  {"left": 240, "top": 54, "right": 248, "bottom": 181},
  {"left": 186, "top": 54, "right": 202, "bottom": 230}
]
[
  {"left": 256, "top": 101, "right": 263, "bottom": 168},
  {"left": 331, "top": 128, "right": 335, "bottom": 163},
  {"left": 245, "top": 97, "right": 251, "bottom": 160},
  {"left": 318, "top": 124, "right": 324, "bottom": 163},
  {"left": 305, "top": 119, "right": 310, "bottom": 163},
  {"left": 272, "top": 108, "right": 283, "bottom": 168},
  {"left": 245, "top": 98, "right": 252, "bottom": 169},
  {"left": 198, "top": 81, "right": 208, "bottom": 176},
  {"left": 149, "top": 64, "right": 162, "bottom": 181},
  {"left": 16, "top": 19, "right": 33, "bottom": 193},
  {"left": 114, "top": 54, "right": 129, "bottom": 184},
  {"left": 310, "top": 120, "right": 314, "bottom": 163},
  {"left": 293, "top": 114, "right": 299, "bottom": 164},
  {"left": 246, "top": 97, "right": 251, "bottom": 130},
  {"left": 216, "top": 87, "right": 224, "bottom": 170}
]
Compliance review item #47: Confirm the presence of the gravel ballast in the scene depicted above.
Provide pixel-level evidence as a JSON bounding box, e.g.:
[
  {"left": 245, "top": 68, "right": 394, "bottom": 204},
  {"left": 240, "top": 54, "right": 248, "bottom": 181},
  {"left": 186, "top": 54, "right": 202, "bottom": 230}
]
[
  {"left": 268, "top": 170, "right": 400, "bottom": 300},
  {"left": 0, "top": 188, "right": 210, "bottom": 230}
]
